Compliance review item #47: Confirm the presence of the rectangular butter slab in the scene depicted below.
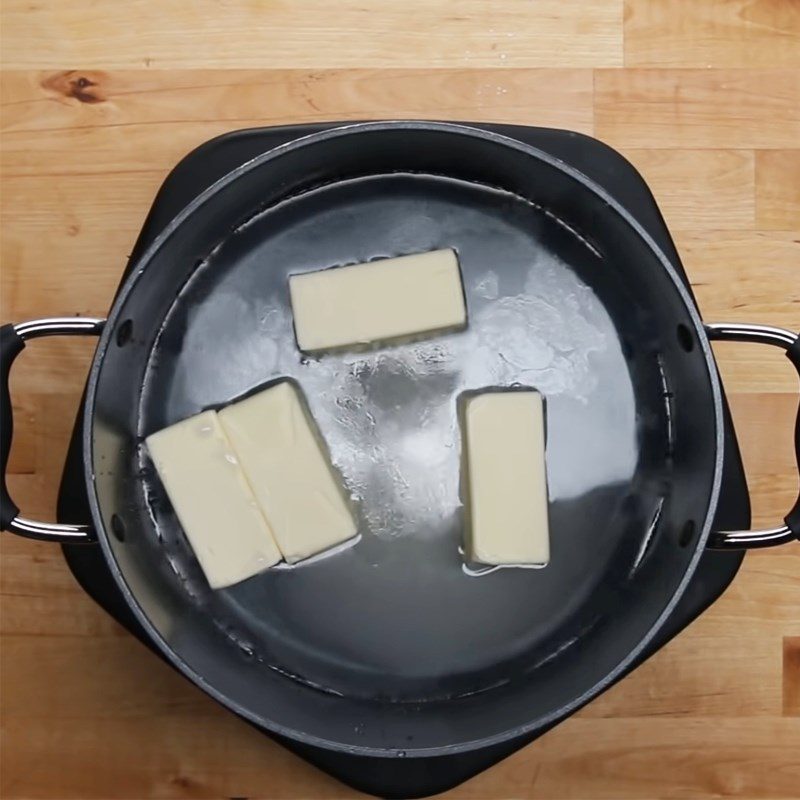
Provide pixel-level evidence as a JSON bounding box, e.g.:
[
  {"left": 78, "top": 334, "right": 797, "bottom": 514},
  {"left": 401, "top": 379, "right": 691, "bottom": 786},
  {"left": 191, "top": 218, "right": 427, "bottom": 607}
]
[
  {"left": 288, "top": 249, "right": 466, "bottom": 352},
  {"left": 462, "top": 391, "right": 550, "bottom": 566},
  {"left": 146, "top": 410, "right": 282, "bottom": 589},
  {"left": 219, "top": 382, "right": 357, "bottom": 563}
]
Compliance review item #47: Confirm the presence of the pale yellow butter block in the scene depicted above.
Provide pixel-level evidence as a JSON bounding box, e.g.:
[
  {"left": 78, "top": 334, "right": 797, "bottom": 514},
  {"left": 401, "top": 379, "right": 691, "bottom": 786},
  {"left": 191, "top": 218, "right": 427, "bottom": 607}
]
[
  {"left": 462, "top": 391, "right": 550, "bottom": 566},
  {"left": 219, "top": 382, "right": 357, "bottom": 563},
  {"left": 146, "top": 410, "right": 282, "bottom": 589},
  {"left": 288, "top": 249, "right": 466, "bottom": 352}
]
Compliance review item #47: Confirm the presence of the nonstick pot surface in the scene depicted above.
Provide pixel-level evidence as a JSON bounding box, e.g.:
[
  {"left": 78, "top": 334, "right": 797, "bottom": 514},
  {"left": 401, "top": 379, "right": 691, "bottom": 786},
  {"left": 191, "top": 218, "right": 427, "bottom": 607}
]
[{"left": 86, "top": 123, "right": 722, "bottom": 753}]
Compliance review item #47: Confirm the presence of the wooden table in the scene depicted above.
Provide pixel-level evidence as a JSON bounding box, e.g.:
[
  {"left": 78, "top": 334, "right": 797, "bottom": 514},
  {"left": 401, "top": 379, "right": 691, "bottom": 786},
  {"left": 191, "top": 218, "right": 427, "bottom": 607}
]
[{"left": 1, "top": 2, "right": 799, "bottom": 797}]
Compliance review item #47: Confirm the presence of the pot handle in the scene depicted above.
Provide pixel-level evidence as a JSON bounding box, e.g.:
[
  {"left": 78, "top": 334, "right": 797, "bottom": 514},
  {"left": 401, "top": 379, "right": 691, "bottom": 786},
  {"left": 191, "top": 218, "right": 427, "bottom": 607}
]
[
  {"left": 1, "top": 318, "right": 105, "bottom": 542},
  {"left": 705, "top": 322, "right": 800, "bottom": 550}
]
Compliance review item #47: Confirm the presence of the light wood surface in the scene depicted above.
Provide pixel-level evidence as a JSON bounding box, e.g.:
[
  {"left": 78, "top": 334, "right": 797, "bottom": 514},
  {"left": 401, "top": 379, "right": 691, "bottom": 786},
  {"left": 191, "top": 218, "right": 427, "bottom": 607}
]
[{"left": 1, "top": 1, "right": 799, "bottom": 797}]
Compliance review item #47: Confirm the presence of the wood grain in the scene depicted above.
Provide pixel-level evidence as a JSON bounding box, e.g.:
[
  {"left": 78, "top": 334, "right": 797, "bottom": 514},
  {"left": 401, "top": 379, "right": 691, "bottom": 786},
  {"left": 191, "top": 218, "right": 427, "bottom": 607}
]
[
  {"left": 624, "top": 149, "right": 755, "bottom": 231},
  {"left": 2, "top": 1, "right": 799, "bottom": 798},
  {"left": 755, "top": 150, "right": 800, "bottom": 229},
  {"left": 0, "top": 69, "right": 595, "bottom": 178},
  {"left": 594, "top": 69, "right": 800, "bottom": 148},
  {"left": 624, "top": 0, "right": 800, "bottom": 67},
  {"left": 0, "top": 0, "right": 624, "bottom": 70},
  {"left": 672, "top": 230, "right": 800, "bottom": 394},
  {"left": 785, "top": 637, "right": 800, "bottom": 716},
  {"left": 728, "top": 394, "right": 799, "bottom": 530}
]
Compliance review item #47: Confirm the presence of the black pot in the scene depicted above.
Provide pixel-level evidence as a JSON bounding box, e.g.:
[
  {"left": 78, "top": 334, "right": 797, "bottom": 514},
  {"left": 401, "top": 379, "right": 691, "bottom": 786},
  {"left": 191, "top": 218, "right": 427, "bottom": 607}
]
[{"left": 2, "top": 122, "right": 798, "bottom": 760}]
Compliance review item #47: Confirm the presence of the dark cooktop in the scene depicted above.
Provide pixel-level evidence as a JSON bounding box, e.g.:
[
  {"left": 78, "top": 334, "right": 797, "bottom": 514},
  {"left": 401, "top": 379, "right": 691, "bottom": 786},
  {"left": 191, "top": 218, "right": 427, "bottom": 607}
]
[{"left": 57, "top": 122, "right": 750, "bottom": 799}]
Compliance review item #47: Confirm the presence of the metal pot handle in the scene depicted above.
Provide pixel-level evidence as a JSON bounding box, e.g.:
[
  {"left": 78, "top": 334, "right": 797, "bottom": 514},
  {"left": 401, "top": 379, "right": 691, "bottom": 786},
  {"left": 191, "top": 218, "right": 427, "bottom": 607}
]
[
  {"left": 705, "top": 322, "right": 800, "bottom": 550},
  {"left": 0, "top": 318, "right": 104, "bottom": 542}
]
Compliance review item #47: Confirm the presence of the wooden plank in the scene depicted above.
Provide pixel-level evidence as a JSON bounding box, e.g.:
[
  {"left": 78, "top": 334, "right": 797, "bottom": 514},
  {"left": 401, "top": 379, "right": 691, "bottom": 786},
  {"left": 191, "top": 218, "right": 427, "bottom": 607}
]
[
  {"left": 755, "top": 150, "right": 800, "bottom": 230},
  {"left": 0, "top": 0, "right": 624, "bottom": 69},
  {"left": 671, "top": 231, "right": 800, "bottom": 395},
  {"left": 624, "top": 149, "right": 755, "bottom": 231},
  {"left": 2, "top": 714, "right": 799, "bottom": 799},
  {"left": 731, "top": 394, "right": 800, "bottom": 478},
  {"left": 785, "top": 637, "right": 800, "bottom": 716},
  {"left": 1, "top": 172, "right": 160, "bottom": 320},
  {"left": 0, "top": 635, "right": 212, "bottom": 720},
  {"left": 526, "top": 718, "right": 800, "bottom": 799},
  {"left": 728, "top": 394, "right": 800, "bottom": 530},
  {"left": 624, "top": 0, "right": 800, "bottom": 68},
  {"left": 4, "top": 395, "right": 38, "bottom": 474},
  {"left": 712, "top": 551, "right": 800, "bottom": 625},
  {"left": 594, "top": 69, "right": 800, "bottom": 149},
  {"left": 0, "top": 69, "right": 595, "bottom": 177},
  {"left": 1, "top": 68, "right": 591, "bottom": 137},
  {"left": 677, "top": 230, "right": 799, "bottom": 329},
  {"left": 712, "top": 339, "right": 799, "bottom": 397},
  {"left": 581, "top": 626, "right": 784, "bottom": 718},
  {"left": 0, "top": 536, "right": 123, "bottom": 638},
  {"left": 0, "top": 713, "right": 346, "bottom": 800},
  {"left": 6, "top": 392, "right": 82, "bottom": 483},
  {"left": 0, "top": 337, "right": 97, "bottom": 398}
]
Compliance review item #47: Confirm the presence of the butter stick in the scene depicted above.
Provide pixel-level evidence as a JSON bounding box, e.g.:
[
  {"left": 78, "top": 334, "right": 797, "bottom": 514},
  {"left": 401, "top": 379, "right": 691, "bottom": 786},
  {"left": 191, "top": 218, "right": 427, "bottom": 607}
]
[
  {"left": 146, "top": 410, "right": 282, "bottom": 589},
  {"left": 288, "top": 249, "right": 466, "bottom": 352},
  {"left": 462, "top": 391, "right": 550, "bottom": 566},
  {"left": 219, "top": 382, "right": 357, "bottom": 563}
]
